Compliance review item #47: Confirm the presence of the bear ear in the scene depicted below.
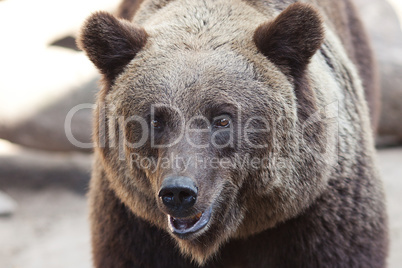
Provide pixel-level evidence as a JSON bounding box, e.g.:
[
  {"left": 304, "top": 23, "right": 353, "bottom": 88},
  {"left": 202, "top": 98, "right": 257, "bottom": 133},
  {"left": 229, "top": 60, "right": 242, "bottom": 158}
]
[
  {"left": 77, "top": 11, "right": 148, "bottom": 82},
  {"left": 253, "top": 3, "right": 324, "bottom": 78}
]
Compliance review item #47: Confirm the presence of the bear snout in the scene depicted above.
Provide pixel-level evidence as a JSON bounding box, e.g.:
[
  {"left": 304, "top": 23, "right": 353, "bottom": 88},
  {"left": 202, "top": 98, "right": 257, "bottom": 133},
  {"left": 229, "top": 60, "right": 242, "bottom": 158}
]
[
  {"left": 158, "top": 176, "right": 214, "bottom": 238},
  {"left": 158, "top": 176, "right": 198, "bottom": 216}
]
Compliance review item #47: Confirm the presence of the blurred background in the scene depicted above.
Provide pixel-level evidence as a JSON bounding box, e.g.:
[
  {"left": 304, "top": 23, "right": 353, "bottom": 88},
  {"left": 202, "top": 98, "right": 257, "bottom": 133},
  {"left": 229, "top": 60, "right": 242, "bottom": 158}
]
[{"left": 0, "top": 0, "right": 401, "bottom": 267}]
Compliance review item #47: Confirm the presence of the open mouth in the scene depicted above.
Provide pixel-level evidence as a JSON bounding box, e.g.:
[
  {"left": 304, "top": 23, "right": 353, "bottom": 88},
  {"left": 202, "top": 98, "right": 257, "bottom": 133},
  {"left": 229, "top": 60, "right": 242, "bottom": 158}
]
[{"left": 168, "top": 206, "right": 212, "bottom": 237}]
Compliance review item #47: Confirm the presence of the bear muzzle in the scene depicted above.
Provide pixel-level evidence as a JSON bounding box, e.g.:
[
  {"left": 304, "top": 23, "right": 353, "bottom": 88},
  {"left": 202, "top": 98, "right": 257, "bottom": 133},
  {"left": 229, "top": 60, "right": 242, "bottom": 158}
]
[
  {"left": 158, "top": 176, "right": 212, "bottom": 238},
  {"left": 158, "top": 176, "right": 198, "bottom": 214}
]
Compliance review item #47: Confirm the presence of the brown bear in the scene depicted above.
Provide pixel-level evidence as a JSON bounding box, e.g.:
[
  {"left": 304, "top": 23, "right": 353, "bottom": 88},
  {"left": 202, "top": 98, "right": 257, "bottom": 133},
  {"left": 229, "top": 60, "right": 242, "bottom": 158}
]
[{"left": 78, "top": 0, "right": 388, "bottom": 267}]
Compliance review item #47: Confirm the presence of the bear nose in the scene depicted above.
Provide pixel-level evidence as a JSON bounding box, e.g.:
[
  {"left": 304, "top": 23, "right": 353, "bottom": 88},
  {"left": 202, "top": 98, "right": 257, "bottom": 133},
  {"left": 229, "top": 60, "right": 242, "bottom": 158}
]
[{"left": 158, "top": 176, "right": 197, "bottom": 212}]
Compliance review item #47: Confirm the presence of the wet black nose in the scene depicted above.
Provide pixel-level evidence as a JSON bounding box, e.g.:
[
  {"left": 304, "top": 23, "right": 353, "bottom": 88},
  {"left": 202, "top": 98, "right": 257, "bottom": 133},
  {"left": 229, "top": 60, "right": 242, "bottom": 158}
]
[{"left": 158, "top": 176, "right": 197, "bottom": 212}]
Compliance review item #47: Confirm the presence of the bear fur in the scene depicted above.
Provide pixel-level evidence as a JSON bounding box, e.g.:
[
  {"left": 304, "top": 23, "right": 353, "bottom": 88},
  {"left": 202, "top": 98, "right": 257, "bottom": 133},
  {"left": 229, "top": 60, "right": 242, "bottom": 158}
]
[{"left": 78, "top": 0, "right": 388, "bottom": 267}]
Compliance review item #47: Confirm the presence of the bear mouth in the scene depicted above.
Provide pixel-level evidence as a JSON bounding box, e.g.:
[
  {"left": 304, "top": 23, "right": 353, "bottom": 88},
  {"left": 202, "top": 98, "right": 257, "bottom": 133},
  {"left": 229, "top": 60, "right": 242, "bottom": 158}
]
[{"left": 168, "top": 206, "right": 212, "bottom": 238}]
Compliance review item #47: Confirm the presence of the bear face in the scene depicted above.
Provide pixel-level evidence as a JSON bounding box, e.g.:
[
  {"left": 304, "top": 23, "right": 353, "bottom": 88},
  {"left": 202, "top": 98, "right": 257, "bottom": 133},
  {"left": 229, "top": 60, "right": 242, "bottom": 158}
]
[{"left": 79, "top": 1, "right": 338, "bottom": 264}]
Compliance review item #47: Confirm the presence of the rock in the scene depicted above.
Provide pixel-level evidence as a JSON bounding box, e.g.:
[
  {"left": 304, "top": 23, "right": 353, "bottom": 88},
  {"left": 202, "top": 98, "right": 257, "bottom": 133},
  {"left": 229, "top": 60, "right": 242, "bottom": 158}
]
[
  {"left": 0, "top": 140, "right": 92, "bottom": 194},
  {"left": 353, "top": 0, "right": 402, "bottom": 145},
  {"left": 377, "top": 61, "right": 402, "bottom": 145},
  {"left": 0, "top": 0, "right": 117, "bottom": 152},
  {"left": 0, "top": 191, "right": 17, "bottom": 216},
  {"left": 0, "top": 74, "right": 98, "bottom": 152}
]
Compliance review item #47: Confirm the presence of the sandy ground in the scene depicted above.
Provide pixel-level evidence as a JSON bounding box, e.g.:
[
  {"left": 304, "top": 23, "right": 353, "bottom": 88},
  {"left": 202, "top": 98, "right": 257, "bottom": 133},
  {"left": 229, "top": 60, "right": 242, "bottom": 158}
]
[
  {"left": 0, "top": 145, "right": 401, "bottom": 268},
  {"left": 0, "top": 190, "right": 90, "bottom": 268}
]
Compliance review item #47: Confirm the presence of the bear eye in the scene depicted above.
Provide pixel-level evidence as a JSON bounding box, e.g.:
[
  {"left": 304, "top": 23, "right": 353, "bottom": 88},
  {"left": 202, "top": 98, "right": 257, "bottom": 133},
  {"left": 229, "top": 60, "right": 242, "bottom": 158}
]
[
  {"left": 151, "top": 119, "right": 162, "bottom": 129},
  {"left": 213, "top": 117, "right": 231, "bottom": 128}
]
